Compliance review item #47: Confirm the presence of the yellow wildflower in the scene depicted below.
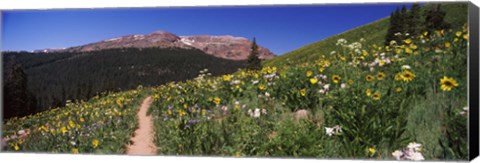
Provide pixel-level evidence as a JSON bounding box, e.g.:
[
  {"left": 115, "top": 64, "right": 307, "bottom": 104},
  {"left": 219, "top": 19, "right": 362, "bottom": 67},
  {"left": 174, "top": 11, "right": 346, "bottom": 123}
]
[
  {"left": 362, "top": 50, "right": 369, "bottom": 56},
  {"left": 379, "top": 60, "right": 385, "bottom": 66},
  {"left": 366, "top": 75, "right": 374, "bottom": 82},
  {"left": 410, "top": 44, "right": 417, "bottom": 50},
  {"left": 401, "top": 70, "right": 416, "bottom": 82},
  {"left": 332, "top": 75, "right": 341, "bottom": 84},
  {"left": 223, "top": 75, "right": 232, "bottom": 81},
  {"left": 396, "top": 48, "right": 403, "bottom": 54},
  {"left": 405, "top": 47, "right": 413, "bottom": 54},
  {"left": 235, "top": 151, "right": 242, "bottom": 157},
  {"left": 366, "top": 89, "right": 371, "bottom": 97},
  {"left": 368, "top": 147, "right": 376, "bottom": 155},
  {"left": 300, "top": 89, "right": 307, "bottom": 97},
  {"left": 72, "top": 148, "right": 79, "bottom": 154},
  {"left": 319, "top": 67, "right": 325, "bottom": 72},
  {"left": 306, "top": 70, "right": 313, "bottom": 77},
  {"left": 347, "top": 79, "right": 354, "bottom": 85},
  {"left": 403, "top": 38, "right": 412, "bottom": 44},
  {"left": 440, "top": 76, "right": 459, "bottom": 91},
  {"left": 456, "top": 31, "right": 462, "bottom": 37},
  {"left": 92, "top": 139, "right": 99, "bottom": 148},
  {"left": 178, "top": 109, "right": 187, "bottom": 117},
  {"left": 372, "top": 92, "right": 381, "bottom": 100},
  {"left": 395, "top": 73, "right": 403, "bottom": 81},
  {"left": 377, "top": 72, "right": 385, "bottom": 80},
  {"left": 445, "top": 42, "right": 451, "bottom": 48},
  {"left": 258, "top": 84, "right": 267, "bottom": 90},
  {"left": 396, "top": 87, "right": 402, "bottom": 93},
  {"left": 213, "top": 97, "right": 221, "bottom": 105}
]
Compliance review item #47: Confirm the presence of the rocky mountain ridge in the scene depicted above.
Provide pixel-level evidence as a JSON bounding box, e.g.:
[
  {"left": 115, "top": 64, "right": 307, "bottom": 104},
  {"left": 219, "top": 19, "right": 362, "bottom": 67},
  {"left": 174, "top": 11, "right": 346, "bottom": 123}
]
[{"left": 36, "top": 30, "right": 275, "bottom": 60}]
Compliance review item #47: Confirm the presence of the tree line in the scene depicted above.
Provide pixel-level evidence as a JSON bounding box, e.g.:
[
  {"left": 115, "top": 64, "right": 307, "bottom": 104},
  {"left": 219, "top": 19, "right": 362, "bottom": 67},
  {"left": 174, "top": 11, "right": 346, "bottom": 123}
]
[
  {"left": 385, "top": 3, "right": 452, "bottom": 46},
  {"left": 3, "top": 47, "right": 247, "bottom": 119}
]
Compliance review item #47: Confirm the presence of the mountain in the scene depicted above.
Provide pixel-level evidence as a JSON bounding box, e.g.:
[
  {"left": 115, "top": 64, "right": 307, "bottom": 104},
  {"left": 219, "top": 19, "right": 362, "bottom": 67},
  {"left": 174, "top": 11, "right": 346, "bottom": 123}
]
[
  {"left": 37, "top": 30, "right": 276, "bottom": 60},
  {"left": 180, "top": 35, "right": 275, "bottom": 60},
  {"left": 66, "top": 31, "right": 193, "bottom": 52}
]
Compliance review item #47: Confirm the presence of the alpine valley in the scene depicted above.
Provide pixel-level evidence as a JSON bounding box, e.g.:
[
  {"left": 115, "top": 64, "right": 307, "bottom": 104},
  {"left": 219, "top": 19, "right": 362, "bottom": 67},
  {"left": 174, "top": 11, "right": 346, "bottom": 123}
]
[{"left": 3, "top": 30, "right": 276, "bottom": 118}]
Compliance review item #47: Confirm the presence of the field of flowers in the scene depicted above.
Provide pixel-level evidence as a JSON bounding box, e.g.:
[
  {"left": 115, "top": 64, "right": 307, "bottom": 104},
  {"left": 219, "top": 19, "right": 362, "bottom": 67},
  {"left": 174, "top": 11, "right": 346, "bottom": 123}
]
[
  {"left": 1, "top": 25, "right": 469, "bottom": 161},
  {"left": 2, "top": 88, "right": 147, "bottom": 154},
  {"left": 148, "top": 26, "right": 469, "bottom": 160}
]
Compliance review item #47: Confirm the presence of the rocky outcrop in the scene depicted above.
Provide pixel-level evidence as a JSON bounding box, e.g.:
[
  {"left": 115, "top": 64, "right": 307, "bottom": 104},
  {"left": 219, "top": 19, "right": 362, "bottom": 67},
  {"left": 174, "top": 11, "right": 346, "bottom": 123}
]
[{"left": 180, "top": 35, "right": 275, "bottom": 60}]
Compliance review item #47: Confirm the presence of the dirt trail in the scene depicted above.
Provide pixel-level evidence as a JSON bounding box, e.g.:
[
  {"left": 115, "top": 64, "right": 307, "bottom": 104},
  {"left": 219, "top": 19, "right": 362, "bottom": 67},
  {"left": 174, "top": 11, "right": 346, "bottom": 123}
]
[{"left": 126, "top": 96, "right": 157, "bottom": 155}]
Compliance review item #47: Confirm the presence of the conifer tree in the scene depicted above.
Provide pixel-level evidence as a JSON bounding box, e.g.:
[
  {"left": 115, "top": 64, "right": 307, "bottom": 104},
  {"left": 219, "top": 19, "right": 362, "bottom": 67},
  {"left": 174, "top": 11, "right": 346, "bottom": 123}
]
[
  {"left": 407, "top": 3, "right": 422, "bottom": 36},
  {"left": 3, "top": 56, "right": 36, "bottom": 119},
  {"left": 246, "top": 37, "right": 262, "bottom": 71},
  {"left": 385, "top": 8, "right": 402, "bottom": 46},
  {"left": 424, "top": 4, "right": 451, "bottom": 35},
  {"left": 384, "top": 12, "right": 396, "bottom": 46},
  {"left": 399, "top": 5, "right": 408, "bottom": 34}
]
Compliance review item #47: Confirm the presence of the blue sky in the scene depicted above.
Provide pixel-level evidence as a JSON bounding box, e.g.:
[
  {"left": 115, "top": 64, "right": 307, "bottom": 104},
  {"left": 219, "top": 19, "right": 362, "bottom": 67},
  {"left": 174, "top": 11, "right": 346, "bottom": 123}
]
[{"left": 2, "top": 3, "right": 413, "bottom": 55}]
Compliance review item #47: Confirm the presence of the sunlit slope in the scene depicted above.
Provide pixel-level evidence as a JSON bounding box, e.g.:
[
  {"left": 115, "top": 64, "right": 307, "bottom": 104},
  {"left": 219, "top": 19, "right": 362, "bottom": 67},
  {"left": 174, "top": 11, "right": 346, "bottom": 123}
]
[{"left": 264, "top": 3, "right": 467, "bottom": 67}]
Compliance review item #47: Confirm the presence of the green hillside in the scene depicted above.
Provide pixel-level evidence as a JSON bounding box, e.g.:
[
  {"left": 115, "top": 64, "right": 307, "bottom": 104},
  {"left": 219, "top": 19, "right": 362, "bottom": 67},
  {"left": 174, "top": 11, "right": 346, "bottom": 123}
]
[
  {"left": 264, "top": 3, "right": 468, "bottom": 67},
  {"left": 3, "top": 48, "right": 245, "bottom": 119}
]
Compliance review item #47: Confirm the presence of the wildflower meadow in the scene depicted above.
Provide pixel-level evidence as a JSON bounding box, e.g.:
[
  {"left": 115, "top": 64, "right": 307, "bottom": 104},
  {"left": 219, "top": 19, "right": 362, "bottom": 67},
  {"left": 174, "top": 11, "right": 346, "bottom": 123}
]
[{"left": 147, "top": 26, "right": 469, "bottom": 160}]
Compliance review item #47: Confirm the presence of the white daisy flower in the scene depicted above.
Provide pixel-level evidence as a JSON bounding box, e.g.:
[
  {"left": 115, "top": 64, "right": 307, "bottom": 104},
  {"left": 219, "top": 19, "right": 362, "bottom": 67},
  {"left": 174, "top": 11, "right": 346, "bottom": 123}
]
[
  {"left": 392, "top": 150, "right": 403, "bottom": 160},
  {"left": 261, "top": 109, "right": 267, "bottom": 115},
  {"left": 254, "top": 108, "right": 261, "bottom": 118},
  {"left": 407, "top": 142, "right": 422, "bottom": 151},
  {"left": 319, "top": 89, "right": 325, "bottom": 94},
  {"left": 323, "top": 84, "right": 330, "bottom": 91},
  {"left": 325, "top": 127, "right": 335, "bottom": 136},
  {"left": 401, "top": 65, "right": 411, "bottom": 70},
  {"left": 407, "top": 152, "right": 424, "bottom": 161}
]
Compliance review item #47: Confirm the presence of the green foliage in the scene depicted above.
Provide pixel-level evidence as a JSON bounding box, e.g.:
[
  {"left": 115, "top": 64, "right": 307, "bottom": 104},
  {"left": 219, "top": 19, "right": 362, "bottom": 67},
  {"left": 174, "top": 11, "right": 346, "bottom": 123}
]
[
  {"left": 2, "top": 88, "right": 146, "bottom": 154},
  {"left": 3, "top": 47, "right": 245, "bottom": 119},
  {"left": 407, "top": 4, "right": 423, "bottom": 36},
  {"left": 385, "top": 4, "right": 424, "bottom": 46},
  {"left": 145, "top": 27, "right": 468, "bottom": 160},
  {"left": 424, "top": 4, "right": 452, "bottom": 35},
  {"left": 264, "top": 3, "right": 467, "bottom": 67},
  {"left": 2, "top": 55, "right": 37, "bottom": 119},
  {"left": 246, "top": 38, "right": 263, "bottom": 71}
]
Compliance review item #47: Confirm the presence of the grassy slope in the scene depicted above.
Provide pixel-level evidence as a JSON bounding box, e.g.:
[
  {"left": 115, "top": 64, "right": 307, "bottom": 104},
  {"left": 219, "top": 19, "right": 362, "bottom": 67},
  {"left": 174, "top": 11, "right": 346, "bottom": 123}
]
[
  {"left": 264, "top": 2, "right": 469, "bottom": 159},
  {"left": 264, "top": 3, "right": 468, "bottom": 67}
]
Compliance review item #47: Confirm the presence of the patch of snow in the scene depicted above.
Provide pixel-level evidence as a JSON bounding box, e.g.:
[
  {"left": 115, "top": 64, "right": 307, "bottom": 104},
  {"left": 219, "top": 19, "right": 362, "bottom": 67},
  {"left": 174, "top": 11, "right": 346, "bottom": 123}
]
[
  {"left": 106, "top": 37, "right": 121, "bottom": 42},
  {"left": 134, "top": 35, "right": 145, "bottom": 40},
  {"left": 180, "top": 37, "right": 195, "bottom": 46}
]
